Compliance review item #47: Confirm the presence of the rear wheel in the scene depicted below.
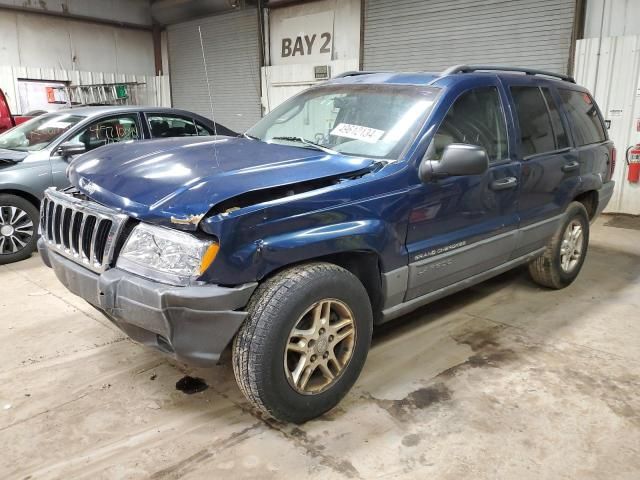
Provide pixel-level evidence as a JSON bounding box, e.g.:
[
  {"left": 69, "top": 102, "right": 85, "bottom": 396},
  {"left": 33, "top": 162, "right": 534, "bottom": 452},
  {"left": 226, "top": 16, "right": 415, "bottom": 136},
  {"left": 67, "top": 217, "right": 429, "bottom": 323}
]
[
  {"left": 232, "top": 262, "right": 373, "bottom": 423},
  {"left": 0, "top": 194, "right": 39, "bottom": 265},
  {"left": 528, "top": 201, "right": 589, "bottom": 289}
]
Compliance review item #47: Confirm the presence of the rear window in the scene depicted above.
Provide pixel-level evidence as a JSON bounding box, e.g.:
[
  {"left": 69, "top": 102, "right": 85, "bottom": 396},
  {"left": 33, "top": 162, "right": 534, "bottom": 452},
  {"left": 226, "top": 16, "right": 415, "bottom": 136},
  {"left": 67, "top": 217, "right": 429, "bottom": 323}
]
[{"left": 558, "top": 89, "right": 607, "bottom": 146}]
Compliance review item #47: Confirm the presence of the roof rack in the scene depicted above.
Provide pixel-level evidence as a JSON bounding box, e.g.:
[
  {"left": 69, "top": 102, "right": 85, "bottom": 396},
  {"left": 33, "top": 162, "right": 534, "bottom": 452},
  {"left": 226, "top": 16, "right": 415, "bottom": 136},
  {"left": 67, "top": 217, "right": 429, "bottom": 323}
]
[
  {"left": 441, "top": 64, "right": 576, "bottom": 83},
  {"left": 333, "top": 71, "right": 383, "bottom": 79}
]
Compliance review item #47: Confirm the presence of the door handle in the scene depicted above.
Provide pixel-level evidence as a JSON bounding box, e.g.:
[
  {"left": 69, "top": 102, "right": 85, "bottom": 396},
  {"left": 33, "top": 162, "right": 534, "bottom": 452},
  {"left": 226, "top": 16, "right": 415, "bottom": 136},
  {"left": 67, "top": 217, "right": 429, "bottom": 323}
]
[
  {"left": 490, "top": 176, "right": 518, "bottom": 190},
  {"left": 562, "top": 161, "right": 580, "bottom": 172}
]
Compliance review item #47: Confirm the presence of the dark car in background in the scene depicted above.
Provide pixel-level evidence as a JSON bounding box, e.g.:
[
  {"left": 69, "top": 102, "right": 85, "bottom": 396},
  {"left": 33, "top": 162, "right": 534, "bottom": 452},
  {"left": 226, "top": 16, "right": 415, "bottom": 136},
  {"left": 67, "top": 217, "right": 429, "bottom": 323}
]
[{"left": 0, "top": 106, "right": 235, "bottom": 264}]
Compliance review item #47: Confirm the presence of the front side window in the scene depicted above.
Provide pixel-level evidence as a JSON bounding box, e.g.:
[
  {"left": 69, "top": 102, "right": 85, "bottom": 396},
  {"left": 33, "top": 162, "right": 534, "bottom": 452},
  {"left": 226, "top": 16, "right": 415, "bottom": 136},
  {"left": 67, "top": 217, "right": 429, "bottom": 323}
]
[
  {"left": 511, "top": 86, "right": 557, "bottom": 157},
  {"left": 147, "top": 114, "right": 197, "bottom": 138},
  {"left": 69, "top": 114, "right": 140, "bottom": 152},
  {"left": 558, "top": 89, "right": 607, "bottom": 146},
  {"left": 426, "top": 87, "right": 508, "bottom": 162},
  {"left": 247, "top": 84, "right": 440, "bottom": 160},
  {"left": 0, "top": 113, "right": 85, "bottom": 151}
]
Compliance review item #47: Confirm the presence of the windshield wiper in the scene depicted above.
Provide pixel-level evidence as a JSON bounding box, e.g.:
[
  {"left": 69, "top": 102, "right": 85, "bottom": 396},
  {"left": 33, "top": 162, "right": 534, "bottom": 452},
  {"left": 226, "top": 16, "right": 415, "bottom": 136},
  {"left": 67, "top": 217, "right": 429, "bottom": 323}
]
[
  {"left": 242, "top": 133, "right": 260, "bottom": 140},
  {"left": 271, "top": 136, "right": 338, "bottom": 154}
]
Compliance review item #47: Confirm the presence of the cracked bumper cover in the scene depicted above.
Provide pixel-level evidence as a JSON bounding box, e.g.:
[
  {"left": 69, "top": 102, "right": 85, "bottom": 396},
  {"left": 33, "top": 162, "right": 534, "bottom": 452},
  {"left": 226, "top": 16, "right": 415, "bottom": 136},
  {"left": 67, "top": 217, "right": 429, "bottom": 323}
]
[{"left": 38, "top": 239, "right": 257, "bottom": 367}]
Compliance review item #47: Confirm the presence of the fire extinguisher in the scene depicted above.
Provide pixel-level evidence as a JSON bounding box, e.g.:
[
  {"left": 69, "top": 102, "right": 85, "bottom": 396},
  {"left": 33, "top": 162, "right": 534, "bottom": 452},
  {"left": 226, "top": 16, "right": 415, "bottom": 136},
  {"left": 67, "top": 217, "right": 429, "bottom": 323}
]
[{"left": 627, "top": 144, "right": 640, "bottom": 183}]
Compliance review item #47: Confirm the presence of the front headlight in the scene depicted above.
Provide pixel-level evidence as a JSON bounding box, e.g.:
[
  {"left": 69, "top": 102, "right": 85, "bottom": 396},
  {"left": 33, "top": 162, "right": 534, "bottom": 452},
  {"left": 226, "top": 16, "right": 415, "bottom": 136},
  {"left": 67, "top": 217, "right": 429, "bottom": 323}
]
[{"left": 116, "top": 223, "right": 219, "bottom": 285}]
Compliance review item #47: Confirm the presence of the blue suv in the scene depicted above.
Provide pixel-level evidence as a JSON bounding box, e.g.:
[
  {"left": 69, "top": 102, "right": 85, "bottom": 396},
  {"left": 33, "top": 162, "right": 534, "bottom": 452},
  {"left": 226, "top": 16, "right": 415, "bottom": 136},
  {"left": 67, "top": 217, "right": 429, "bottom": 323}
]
[{"left": 38, "top": 65, "right": 615, "bottom": 423}]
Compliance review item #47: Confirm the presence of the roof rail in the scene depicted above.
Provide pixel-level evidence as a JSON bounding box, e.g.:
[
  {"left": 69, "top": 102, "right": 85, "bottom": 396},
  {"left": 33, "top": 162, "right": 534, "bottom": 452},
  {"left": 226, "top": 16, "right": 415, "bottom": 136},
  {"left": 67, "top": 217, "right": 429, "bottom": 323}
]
[
  {"left": 333, "top": 71, "right": 383, "bottom": 79},
  {"left": 441, "top": 64, "right": 576, "bottom": 83}
]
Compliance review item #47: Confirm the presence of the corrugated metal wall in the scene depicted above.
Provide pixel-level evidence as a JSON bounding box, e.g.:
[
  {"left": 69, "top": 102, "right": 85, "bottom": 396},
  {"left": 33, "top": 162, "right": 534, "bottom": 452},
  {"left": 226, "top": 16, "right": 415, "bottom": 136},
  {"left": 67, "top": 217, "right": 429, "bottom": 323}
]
[
  {"left": 574, "top": 36, "right": 640, "bottom": 215},
  {"left": 362, "top": 0, "right": 577, "bottom": 74},
  {"left": 168, "top": 9, "right": 262, "bottom": 133}
]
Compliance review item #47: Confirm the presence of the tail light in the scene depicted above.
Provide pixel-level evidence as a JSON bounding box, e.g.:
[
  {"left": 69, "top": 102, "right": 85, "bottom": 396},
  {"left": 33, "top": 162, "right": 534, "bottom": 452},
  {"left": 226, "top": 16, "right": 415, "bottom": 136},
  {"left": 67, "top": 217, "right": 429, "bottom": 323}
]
[{"left": 610, "top": 146, "right": 616, "bottom": 177}]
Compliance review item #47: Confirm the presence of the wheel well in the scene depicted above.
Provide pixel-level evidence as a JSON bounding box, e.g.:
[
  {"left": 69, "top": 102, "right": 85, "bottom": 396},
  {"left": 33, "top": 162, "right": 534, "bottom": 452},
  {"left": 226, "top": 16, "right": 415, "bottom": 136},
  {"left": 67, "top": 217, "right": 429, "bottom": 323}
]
[
  {"left": 273, "top": 251, "right": 384, "bottom": 323},
  {"left": 574, "top": 190, "right": 597, "bottom": 220},
  {"left": 0, "top": 189, "right": 41, "bottom": 209}
]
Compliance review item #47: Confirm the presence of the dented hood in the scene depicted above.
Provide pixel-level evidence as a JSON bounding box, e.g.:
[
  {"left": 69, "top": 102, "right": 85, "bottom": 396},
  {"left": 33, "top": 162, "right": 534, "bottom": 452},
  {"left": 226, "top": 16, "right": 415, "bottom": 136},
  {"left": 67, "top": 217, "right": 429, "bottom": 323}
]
[{"left": 67, "top": 136, "right": 374, "bottom": 228}]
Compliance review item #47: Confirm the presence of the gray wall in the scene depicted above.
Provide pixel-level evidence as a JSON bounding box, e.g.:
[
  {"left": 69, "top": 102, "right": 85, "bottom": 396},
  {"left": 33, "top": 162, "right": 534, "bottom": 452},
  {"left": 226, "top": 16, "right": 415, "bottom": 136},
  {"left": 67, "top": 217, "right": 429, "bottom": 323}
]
[
  {"left": 583, "top": 0, "right": 640, "bottom": 38},
  {"left": 168, "top": 8, "right": 262, "bottom": 133},
  {"left": 362, "top": 0, "right": 577, "bottom": 74}
]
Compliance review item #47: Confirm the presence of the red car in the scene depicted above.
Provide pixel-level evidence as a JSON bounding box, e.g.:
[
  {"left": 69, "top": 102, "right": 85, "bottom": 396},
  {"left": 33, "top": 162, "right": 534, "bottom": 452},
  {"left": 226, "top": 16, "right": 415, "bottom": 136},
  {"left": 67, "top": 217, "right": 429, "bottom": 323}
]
[{"left": 0, "top": 89, "right": 36, "bottom": 134}]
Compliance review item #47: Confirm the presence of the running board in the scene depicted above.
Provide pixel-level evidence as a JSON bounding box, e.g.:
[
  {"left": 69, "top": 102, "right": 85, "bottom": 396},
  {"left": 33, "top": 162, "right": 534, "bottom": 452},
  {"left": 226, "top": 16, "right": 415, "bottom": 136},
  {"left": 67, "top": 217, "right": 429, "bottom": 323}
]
[{"left": 380, "top": 248, "right": 545, "bottom": 323}]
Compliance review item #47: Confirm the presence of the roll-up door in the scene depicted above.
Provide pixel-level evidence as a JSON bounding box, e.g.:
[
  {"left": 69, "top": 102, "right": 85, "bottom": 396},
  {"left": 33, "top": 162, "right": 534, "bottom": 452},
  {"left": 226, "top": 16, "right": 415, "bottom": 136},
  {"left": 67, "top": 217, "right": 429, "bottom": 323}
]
[
  {"left": 363, "top": 0, "right": 577, "bottom": 74},
  {"left": 168, "top": 8, "right": 261, "bottom": 133}
]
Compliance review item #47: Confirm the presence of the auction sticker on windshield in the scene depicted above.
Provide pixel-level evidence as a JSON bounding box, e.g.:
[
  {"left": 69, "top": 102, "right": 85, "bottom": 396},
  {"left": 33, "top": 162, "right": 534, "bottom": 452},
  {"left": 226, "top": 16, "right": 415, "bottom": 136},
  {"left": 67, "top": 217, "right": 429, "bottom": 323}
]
[{"left": 331, "top": 123, "right": 385, "bottom": 143}]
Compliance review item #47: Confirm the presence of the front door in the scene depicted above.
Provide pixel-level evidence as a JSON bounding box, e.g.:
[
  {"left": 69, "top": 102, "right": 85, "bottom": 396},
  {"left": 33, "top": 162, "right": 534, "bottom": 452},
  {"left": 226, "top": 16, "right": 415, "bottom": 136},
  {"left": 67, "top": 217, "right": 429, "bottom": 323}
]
[{"left": 405, "top": 83, "right": 520, "bottom": 301}]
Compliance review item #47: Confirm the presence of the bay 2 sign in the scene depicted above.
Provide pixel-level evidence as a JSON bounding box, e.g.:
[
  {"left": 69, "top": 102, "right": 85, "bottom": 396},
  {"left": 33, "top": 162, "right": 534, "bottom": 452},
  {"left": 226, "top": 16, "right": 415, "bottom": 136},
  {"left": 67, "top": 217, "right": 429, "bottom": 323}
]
[{"left": 275, "top": 11, "right": 334, "bottom": 65}]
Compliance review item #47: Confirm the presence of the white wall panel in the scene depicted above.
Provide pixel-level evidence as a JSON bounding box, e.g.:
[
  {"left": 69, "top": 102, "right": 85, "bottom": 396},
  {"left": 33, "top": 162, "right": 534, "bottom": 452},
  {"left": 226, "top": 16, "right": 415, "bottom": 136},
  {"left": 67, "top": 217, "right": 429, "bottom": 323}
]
[
  {"left": 0, "top": 0, "right": 152, "bottom": 27},
  {"left": 574, "top": 36, "right": 640, "bottom": 215},
  {"left": 0, "top": 13, "right": 19, "bottom": 65},
  {"left": 269, "top": 0, "right": 361, "bottom": 65},
  {"left": 584, "top": 0, "right": 640, "bottom": 39},
  {"left": 0, "top": 65, "right": 170, "bottom": 114},
  {"left": 0, "top": 10, "right": 154, "bottom": 74}
]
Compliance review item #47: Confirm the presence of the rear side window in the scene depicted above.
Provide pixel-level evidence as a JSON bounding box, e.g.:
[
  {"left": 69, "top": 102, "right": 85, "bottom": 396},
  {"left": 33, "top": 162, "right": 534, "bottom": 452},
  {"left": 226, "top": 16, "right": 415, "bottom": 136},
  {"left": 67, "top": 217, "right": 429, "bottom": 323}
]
[
  {"left": 558, "top": 89, "right": 607, "bottom": 146},
  {"left": 147, "top": 114, "right": 197, "bottom": 138},
  {"left": 510, "top": 86, "right": 556, "bottom": 157},
  {"left": 541, "top": 89, "right": 569, "bottom": 150},
  {"left": 427, "top": 86, "right": 508, "bottom": 162}
]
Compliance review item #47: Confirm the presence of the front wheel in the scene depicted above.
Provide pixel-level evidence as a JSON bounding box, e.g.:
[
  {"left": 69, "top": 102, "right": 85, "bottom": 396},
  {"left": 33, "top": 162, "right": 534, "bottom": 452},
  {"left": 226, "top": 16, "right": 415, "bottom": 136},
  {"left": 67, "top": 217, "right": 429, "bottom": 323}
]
[
  {"left": 232, "top": 262, "right": 373, "bottom": 423},
  {"left": 0, "top": 194, "right": 39, "bottom": 265},
  {"left": 528, "top": 201, "right": 590, "bottom": 289}
]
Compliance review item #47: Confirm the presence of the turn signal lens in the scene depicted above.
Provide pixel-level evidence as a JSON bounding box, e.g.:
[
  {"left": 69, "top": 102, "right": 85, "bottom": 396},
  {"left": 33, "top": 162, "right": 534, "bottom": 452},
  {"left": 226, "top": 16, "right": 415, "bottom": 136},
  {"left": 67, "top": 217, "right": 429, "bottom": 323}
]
[{"left": 200, "top": 243, "right": 220, "bottom": 274}]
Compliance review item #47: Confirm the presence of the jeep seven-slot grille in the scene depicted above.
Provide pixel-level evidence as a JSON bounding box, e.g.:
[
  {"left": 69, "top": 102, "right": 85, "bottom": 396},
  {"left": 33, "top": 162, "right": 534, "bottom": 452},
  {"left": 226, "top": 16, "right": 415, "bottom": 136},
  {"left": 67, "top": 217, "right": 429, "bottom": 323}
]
[{"left": 41, "top": 188, "right": 128, "bottom": 273}]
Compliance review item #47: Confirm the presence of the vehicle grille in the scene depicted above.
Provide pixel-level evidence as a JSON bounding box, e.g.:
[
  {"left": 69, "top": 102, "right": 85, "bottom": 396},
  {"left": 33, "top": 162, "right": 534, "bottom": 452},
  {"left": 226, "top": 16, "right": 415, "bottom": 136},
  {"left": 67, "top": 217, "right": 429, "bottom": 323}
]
[{"left": 40, "top": 188, "right": 128, "bottom": 273}]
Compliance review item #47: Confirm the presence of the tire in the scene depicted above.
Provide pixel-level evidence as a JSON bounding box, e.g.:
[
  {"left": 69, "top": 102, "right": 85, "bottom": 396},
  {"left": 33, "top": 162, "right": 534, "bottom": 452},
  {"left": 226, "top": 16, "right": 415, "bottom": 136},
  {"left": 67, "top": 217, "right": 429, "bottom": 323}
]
[
  {"left": 528, "top": 201, "right": 590, "bottom": 289},
  {"left": 232, "top": 262, "right": 373, "bottom": 423},
  {"left": 0, "top": 194, "right": 39, "bottom": 265}
]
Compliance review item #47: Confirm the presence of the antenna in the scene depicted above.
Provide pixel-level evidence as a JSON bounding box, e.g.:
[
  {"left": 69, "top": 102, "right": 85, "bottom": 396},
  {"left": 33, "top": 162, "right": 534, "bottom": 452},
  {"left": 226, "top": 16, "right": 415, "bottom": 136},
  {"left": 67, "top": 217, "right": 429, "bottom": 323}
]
[{"left": 198, "top": 25, "right": 219, "bottom": 166}]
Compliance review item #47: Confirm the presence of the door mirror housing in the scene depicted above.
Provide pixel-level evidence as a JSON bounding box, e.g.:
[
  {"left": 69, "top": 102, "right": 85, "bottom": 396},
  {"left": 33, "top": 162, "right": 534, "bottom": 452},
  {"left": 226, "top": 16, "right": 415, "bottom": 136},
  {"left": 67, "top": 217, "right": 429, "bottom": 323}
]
[
  {"left": 420, "top": 143, "right": 489, "bottom": 182},
  {"left": 56, "top": 141, "right": 86, "bottom": 159}
]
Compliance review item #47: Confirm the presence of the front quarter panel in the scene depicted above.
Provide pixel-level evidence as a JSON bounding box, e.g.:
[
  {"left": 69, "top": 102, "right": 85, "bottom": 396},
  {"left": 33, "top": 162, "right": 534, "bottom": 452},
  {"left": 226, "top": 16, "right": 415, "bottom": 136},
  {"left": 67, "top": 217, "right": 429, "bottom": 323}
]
[
  {"left": 0, "top": 155, "right": 52, "bottom": 200},
  {"left": 198, "top": 164, "right": 414, "bottom": 285}
]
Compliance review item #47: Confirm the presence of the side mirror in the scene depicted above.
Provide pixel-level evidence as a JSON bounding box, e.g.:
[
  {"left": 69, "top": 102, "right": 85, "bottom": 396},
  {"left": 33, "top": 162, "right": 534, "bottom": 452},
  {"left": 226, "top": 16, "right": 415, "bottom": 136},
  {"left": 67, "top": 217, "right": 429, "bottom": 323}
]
[
  {"left": 56, "top": 141, "right": 86, "bottom": 159},
  {"left": 419, "top": 143, "right": 489, "bottom": 182}
]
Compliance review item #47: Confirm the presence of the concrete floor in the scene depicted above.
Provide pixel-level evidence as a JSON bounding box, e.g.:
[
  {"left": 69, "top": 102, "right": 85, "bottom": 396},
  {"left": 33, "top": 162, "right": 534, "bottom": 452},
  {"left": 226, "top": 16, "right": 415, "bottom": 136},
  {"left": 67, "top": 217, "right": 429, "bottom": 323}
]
[{"left": 1, "top": 216, "right": 639, "bottom": 479}]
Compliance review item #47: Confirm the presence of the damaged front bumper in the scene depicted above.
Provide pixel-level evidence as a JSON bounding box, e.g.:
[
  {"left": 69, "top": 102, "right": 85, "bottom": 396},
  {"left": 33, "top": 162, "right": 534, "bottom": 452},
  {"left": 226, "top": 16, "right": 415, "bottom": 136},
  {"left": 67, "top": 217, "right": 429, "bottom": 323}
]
[{"left": 38, "top": 238, "right": 257, "bottom": 366}]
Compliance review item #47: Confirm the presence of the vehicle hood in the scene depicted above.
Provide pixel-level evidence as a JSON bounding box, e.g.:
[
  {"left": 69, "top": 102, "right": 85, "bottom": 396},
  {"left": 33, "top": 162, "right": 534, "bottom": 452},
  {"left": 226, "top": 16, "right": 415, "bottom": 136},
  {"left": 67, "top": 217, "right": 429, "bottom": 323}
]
[
  {"left": 67, "top": 136, "right": 375, "bottom": 229},
  {"left": 0, "top": 148, "right": 29, "bottom": 163}
]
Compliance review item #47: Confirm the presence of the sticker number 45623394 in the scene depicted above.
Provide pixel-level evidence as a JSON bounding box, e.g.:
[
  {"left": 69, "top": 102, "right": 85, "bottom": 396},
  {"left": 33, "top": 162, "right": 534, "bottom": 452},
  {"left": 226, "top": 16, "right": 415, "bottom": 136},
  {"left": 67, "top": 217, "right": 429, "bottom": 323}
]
[{"left": 330, "top": 123, "right": 385, "bottom": 143}]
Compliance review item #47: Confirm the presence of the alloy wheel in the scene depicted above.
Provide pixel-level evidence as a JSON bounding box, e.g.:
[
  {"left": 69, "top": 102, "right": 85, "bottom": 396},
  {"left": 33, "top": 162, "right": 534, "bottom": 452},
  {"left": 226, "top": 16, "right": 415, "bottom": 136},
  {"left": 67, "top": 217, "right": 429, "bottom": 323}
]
[
  {"left": 284, "top": 299, "right": 356, "bottom": 395},
  {"left": 0, "top": 205, "right": 34, "bottom": 255},
  {"left": 560, "top": 219, "right": 584, "bottom": 273}
]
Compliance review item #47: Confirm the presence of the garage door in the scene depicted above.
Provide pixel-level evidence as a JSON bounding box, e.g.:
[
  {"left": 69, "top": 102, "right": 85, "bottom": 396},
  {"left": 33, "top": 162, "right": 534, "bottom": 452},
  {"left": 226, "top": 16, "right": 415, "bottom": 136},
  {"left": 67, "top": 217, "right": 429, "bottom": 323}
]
[
  {"left": 168, "top": 9, "right": 261, "bottom": 133},
  {"left": 363, "top": 0, "right": 577, "bottom": 74}
]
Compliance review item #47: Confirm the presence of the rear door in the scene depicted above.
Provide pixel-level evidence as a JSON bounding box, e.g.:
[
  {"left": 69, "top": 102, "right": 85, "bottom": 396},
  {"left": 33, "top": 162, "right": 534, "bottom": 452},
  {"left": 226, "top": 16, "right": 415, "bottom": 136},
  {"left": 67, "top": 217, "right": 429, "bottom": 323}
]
[
  {"left": 505, "top": 81, "right": 579, "bottom": 257},
  {"left": 556, "top": 88, "right": 612, "bottom": 185},
  {"left": 404, "top": 80, "right": 521, "bottom": 301}
]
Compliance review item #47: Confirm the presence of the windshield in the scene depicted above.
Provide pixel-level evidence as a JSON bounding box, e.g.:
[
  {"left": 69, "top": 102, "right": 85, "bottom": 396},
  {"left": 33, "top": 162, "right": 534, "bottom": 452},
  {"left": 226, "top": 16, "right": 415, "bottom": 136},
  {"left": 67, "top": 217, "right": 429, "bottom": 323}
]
[
  {"left": 0, "top": 112, "right": 85, "bottom": 152},
  {"left": 247, "top": 84, "right": 440, "bottom": 160}
]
